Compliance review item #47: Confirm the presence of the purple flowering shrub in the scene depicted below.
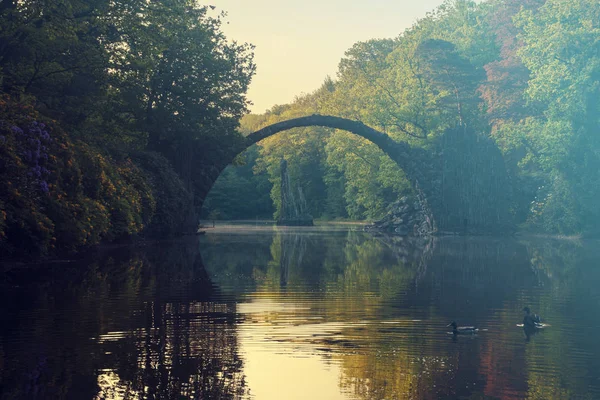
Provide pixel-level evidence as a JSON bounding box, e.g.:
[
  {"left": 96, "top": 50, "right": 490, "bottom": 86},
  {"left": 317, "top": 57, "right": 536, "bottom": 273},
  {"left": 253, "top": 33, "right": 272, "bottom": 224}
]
[
  {"left": 0, "top": 96, "right": 157, "bottom": 257},
  {"left": 0, "top": 101, "right": 55, "bottom": 255},
  {"left": 54, "top": 143, "right": 156, "bottom": 245},
  {"left": 12, "top": 121, "right": 52, "bottom": 195}
]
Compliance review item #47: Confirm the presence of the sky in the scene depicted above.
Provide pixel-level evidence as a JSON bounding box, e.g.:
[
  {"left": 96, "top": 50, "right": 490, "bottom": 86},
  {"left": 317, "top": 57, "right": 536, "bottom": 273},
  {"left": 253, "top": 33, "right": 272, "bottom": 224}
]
[{"left": 214, "top": 0, "right": 450, "bottom": 113}]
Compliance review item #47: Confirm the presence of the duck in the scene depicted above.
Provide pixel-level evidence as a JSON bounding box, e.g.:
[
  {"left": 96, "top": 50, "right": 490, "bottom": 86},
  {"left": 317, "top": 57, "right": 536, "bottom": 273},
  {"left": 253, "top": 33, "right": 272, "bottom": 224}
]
[
  {"left": 522, "top": 307, "right": 543, "bottom": 329},
  {"left": 447, "top": 321, "right": 478, "bottom": 335}
]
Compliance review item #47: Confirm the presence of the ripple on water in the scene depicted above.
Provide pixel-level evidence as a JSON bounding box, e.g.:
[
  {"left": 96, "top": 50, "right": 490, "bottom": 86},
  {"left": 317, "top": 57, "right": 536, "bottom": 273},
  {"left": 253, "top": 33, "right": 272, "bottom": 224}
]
[{"left": 2, "top": 231, "right": 600, "bottom": 399}]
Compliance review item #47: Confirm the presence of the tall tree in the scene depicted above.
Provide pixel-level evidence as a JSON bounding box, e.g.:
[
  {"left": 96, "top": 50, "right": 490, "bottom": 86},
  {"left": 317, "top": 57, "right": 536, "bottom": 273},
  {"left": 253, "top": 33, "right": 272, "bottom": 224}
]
[
  {"left": 104, "top": 0, "right": 255, "bottom": 149},
  {"left": 0, "top": 0, "right": 109, "bottom": 124},
  {"left": 514, "top": 0, "right": 600, "bottom": 233},
  {"left": 415, "top": 39, "right": 486, "bottom": 130}
]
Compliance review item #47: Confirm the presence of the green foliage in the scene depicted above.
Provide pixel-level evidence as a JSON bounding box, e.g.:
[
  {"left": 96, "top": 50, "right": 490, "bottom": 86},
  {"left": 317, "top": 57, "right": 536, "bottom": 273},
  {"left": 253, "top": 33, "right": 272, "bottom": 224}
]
[
  {"left": 0, "top": 0, "right": 255, "bottom": 256},
  {"left": 249, "top": 94, "right": 336, "bottom": 220},
  {"left": 3, "top": 0, "right": 600, "bottom": 250},
  {"left": 0, "top": 95, "right": 191, "bottom": 257},
  {"left": 325, "top": 132, "right": 411, "bottom": 220},
  {"left": 202, "top": 146, "right": 274, "bottom": 220},
  {"left": 509, "top": 0, "right": 600, "bottom": 234},
  {"left": 131, "top": 151, "right": 192, "bottom": 237},
  {"left": 206, "top": 1, "right": 513, "bottom": 223},
  {"left": 103, "top": 0, "right": 255, "bottom": 149},
  {"left": 219, "top": 0, "right": 599, "bottom": 236}
]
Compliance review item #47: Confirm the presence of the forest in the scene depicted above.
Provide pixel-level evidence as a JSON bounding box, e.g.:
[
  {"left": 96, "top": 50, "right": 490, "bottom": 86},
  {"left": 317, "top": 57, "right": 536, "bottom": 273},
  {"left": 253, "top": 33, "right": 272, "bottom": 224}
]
[
  {"left": 205, "top": 0, "right": 600, "bottom": 235},
  {"left": 0, "top": 0, "right": 254, "bottom": 257},
  {"left": 1, "top": 0, "right": 600, "bottom": 258}
]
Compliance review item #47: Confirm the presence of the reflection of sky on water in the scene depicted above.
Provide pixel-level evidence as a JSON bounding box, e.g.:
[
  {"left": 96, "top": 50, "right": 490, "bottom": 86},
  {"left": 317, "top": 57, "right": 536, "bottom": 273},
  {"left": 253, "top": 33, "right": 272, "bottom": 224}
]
[
  {"left": 239, "top": 302, "right": 349, "bottom": 400},
  {"left": 2, "top": 228, "right": 600, "bottom": 399},
  {"left": 201, "top": 228, "right": 600, "bottom": 400}
]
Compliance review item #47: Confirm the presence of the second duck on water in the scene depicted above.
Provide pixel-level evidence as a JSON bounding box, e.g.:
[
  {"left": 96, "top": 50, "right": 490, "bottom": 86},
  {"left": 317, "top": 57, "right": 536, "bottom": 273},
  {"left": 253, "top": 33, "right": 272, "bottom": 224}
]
[{"left": 447, "top": 321, "right": 478, "bottom": 335}]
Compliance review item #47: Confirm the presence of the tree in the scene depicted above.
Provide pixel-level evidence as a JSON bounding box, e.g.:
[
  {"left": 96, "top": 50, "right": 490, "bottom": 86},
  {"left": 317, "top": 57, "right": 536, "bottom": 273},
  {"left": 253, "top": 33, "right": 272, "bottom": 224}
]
[
  {"left": 479, "top": 0, "right": 544, "bottom": 124},
  {"left": 202, "top": 146, "right": 274, "bottom": 220},
  {"left": 514, "top": 0, "right": 600, "bottom": 233},
  {"left": 415, "top": 39, "right": 486, "bottom": 130},
  {"left": 98, "top": 0, "right": 256, "bottom": 227},
  {"left": 104, "top": 0, "right": 255, "bottom": 151},
  {"left": 0, "top": 0, "right": 109, "bottom": 124}
]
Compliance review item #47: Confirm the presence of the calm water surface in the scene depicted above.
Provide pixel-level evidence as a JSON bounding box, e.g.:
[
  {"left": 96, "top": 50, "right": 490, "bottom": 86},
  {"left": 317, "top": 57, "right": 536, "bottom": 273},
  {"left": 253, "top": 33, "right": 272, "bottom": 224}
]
[{"left": 1, "top": 224, "right": 600, "bottom": 399}]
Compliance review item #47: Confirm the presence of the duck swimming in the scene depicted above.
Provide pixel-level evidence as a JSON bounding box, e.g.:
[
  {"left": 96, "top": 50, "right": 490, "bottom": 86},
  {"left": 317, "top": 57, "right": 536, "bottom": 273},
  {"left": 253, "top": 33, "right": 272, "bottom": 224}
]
[
  {"left": 447, "top": 321, "right": 478, "bottom": 335},
  {"left": 522, "top": 307, "right": 543, "bottom": 329}
]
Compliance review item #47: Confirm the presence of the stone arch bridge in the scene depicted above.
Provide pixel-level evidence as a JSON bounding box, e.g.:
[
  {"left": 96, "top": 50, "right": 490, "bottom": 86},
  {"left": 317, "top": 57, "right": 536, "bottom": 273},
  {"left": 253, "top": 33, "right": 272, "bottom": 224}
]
[{"left": 200, "top": 115, "right": 513, "bottom": 235}]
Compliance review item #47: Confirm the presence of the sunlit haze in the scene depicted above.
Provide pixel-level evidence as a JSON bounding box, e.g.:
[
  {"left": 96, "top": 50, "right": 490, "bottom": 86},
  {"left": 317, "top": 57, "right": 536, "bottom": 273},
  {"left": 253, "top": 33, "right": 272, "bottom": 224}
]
[{"left": 215, "top": 0, "right": 450, "bottom": 113}]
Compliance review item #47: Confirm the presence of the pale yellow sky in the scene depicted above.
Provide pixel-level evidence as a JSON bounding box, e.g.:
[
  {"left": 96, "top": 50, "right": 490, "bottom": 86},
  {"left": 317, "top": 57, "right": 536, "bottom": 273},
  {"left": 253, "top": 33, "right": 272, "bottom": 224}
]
[{"left": 214, "top": 0, "right": 452, "bottom": 113}]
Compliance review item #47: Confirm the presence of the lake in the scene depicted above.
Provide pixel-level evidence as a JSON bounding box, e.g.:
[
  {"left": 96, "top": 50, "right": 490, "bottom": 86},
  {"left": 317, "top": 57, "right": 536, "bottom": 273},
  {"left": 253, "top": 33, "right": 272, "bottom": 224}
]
[{"left": 1, "top": 224, "right": 600, "bottom": 399}]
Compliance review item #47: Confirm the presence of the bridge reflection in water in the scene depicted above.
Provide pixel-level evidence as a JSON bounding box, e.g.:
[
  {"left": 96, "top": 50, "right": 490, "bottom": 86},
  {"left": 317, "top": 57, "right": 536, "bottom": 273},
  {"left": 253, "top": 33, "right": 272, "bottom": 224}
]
[{"left": 1, "top": 227, "right": 600, "bottom": 399}]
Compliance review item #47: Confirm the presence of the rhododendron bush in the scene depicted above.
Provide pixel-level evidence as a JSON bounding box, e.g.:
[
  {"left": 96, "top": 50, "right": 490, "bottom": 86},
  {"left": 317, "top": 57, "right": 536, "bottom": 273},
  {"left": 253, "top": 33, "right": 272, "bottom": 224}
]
[{"left": 0, "top": 96, "right": 188, "bottom": 257}]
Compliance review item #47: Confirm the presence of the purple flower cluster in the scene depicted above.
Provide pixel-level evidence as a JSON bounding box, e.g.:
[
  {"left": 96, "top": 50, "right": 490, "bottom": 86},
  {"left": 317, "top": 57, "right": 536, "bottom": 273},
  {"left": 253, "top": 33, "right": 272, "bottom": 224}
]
[{"left": 14, "top": 121, "right": 51, "bottom": 193}]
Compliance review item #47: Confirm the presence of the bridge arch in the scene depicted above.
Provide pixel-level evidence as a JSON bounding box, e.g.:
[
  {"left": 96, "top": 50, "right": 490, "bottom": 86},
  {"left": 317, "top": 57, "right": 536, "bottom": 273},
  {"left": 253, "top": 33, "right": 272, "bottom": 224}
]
[
  {"left": 246, "top": 115, "right": 399, "bottom": 155},
  {"left": 241, "top": 114, "right": 431, "bottom": 187},
  {"left": 203, "top": 114, "right": 512, "bottom": 235}
]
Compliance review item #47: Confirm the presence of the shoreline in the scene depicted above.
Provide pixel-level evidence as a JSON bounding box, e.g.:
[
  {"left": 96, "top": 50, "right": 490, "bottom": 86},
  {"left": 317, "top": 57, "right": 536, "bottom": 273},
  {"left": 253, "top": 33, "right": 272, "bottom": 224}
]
[{"left": 2, "top": 222, "right": 595, "bottom": 268}]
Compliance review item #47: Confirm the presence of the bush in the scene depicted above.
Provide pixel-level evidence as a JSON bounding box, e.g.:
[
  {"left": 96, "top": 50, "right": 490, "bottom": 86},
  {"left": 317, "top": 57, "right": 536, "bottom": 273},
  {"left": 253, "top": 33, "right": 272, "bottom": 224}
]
[
  {"left": 131, "top": 151, "right": 193, "bottom": 237},
  {"left": 0, "top": 99, "right": 55, "bottom": 256},
  {"left": 0, "top": 95, "right": 174, "bottom": 258}
]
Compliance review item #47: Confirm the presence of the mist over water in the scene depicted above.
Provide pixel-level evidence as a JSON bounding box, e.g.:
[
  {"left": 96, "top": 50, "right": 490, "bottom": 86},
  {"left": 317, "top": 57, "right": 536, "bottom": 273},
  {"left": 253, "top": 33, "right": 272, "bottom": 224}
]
[{"left": 2, "top": 225, "right": 600, "bottom": 399}]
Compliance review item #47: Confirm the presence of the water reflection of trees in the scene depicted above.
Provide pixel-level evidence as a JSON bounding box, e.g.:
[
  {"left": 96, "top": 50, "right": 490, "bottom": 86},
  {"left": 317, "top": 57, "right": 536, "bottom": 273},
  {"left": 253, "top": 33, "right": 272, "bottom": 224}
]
[
  {"left": 201, "top": 231, "right": 600, "bottom": 400},
  {"left": 202, "top": 230, "right": 445, "bottom": 399},
  {"left": 335, "top": 237, "right": 600, "bottom": 400},
  {"left": 202, "top": 230, "right": 434, "bottom": 298},
  {"left": 0, "top": 239, "right": 247, "bottom": 400},
  {"left": 328, "top": 238, "right": 523, "bottom": 399},
  {"left": 97, "top": 301, "right": 246, "bottom": 400},
  {"left": 6, "top": 233, "right": 594, "bottom": 399},
  {"left": 519, "top": 238, "right": 600, "bottom": 400}
]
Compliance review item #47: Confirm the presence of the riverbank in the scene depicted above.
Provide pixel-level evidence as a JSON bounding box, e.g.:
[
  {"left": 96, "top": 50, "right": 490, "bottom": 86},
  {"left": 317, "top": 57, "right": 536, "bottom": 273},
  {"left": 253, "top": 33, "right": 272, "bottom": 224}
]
[{"left": 3, "top": 218, "right": 595, "bottom": 269}]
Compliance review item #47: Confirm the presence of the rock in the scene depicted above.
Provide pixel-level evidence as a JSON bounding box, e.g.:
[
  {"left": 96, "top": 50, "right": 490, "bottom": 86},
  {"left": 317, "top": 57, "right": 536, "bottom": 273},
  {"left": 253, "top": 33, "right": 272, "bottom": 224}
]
[{"left": 365, "top": 192, "right": 436, "bottom": 236}]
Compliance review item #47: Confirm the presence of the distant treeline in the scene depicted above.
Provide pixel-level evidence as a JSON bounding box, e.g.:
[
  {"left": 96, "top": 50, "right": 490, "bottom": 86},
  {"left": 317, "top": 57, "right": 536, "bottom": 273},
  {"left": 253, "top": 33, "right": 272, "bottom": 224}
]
[{"left": 205, "top": 0, "right": 600, "bottom": 237}]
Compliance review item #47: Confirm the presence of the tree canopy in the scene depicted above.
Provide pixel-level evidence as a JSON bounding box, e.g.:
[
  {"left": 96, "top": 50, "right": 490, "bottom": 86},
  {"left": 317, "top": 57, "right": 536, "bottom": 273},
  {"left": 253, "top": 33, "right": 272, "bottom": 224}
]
[
  {"left": 3, "top": 0, "right": 600, "bottom": 258},
  {"left": 0, "top": 0, "right": 255, "bottom": 256},
  {"left": 206, "top": 0, "right": 600, "bottom": 236}
]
